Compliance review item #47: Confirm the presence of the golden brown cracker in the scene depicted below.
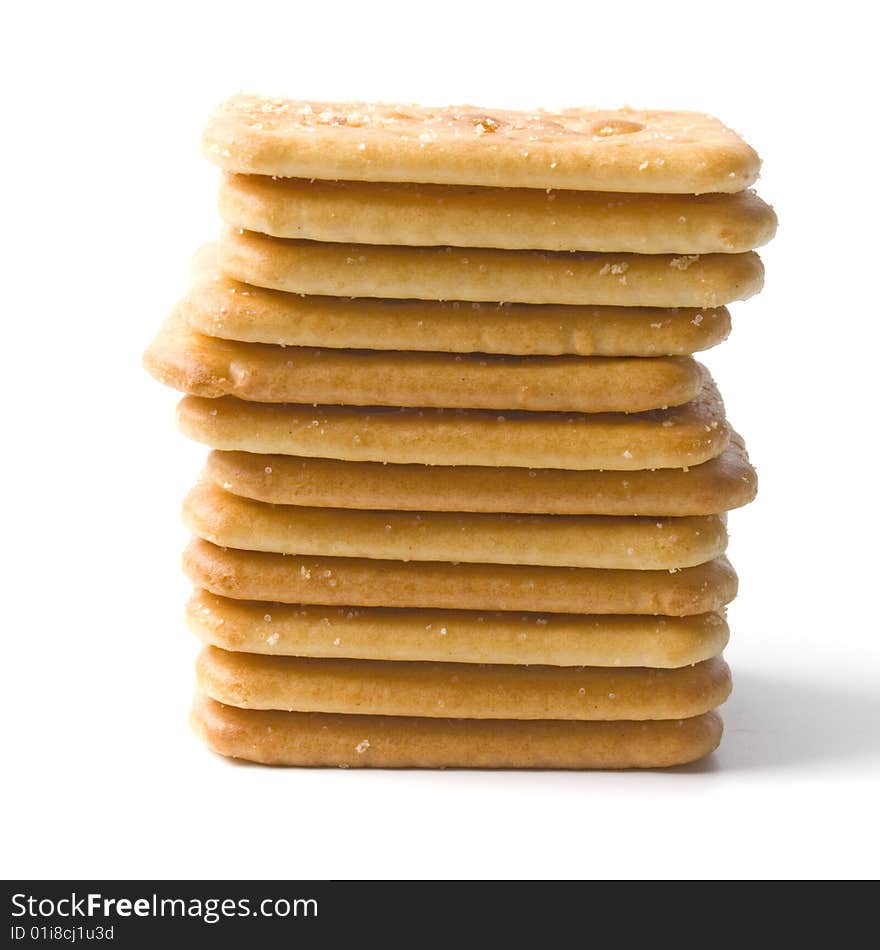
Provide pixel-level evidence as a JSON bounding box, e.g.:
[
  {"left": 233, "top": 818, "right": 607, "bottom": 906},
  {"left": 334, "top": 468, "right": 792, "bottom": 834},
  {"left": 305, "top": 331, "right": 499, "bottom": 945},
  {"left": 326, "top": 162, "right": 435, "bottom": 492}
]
[
  {"left": 192, "top": 694, "right": 724, "bottom": 769},
  {"left": 183, "top": 480, "right": 728, "bottom": 570},
  {"left": 188, "top": 590, "right": 730, "bottom": 668},
  {"left": 183, "top": 539, "right": 738, "bottom": 616},
  {"left": 196, "top": 646, "right": 732, "bottom": 720},
  {"left": 205, "top": 434, "right": 755, "bottom": 516},
  {"left": 185, "top": 246, "right": 732, "bottom": 356},
  {"left": 219, "top": 173, "right": 776, "bottom": 252},
  {"left": 146, "top": 308, "right": 704, "bottom": 413},
  {"left": 204, "top": 96, "right": 759, "bottom": 193},
  {"left": 219, "top": 227, "right": 764, "bottom": 308},
  {"left": 176, "top": 374, "right": 729, "bottom": 471}
]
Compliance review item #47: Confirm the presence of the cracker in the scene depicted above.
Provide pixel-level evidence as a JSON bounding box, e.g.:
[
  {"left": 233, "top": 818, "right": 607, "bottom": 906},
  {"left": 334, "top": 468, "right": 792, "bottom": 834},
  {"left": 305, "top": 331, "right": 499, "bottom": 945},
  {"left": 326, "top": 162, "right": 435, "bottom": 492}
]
[
  {"left": 176, "top": 375, "right": 729, "bottom": 471},
  {"left": 146, "top": 309, "right": 704, "bottom": 413},
  {"left": 219, "top": 227, "right": 764, "bottom": 308},
  {"left": 203, "top": 96, "right": 759, "bottom": 193},
  {"left": 186, "top": 245, "right": 732, "bottom": 356},
  {"left": 188, "top": 590, "right": 729, "bottom": 668},
  {"left": 196, "top": 646, "right": 731, "bottom": 720},
  {"left": 183, "top": 480, "right": 727, "bottom": 570},
  {"left": 220, "top": 173, "right": 776, "bottom": 253},
  {"left": 192, "top": 695, "right": 723, "bottom": 768},
  {"left": 205, "top": 433, "right": 756, "bottom": 516},
  {"left": 183, "top": 539, "right": 738, "bottom": 616}
]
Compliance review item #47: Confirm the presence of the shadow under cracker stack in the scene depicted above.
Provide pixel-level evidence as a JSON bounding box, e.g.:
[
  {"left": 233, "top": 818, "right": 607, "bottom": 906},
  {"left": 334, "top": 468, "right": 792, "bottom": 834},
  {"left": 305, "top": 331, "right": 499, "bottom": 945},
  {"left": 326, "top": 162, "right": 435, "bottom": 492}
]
[{"left": 145, "top": 94, "right": 776, "bottom": 769}]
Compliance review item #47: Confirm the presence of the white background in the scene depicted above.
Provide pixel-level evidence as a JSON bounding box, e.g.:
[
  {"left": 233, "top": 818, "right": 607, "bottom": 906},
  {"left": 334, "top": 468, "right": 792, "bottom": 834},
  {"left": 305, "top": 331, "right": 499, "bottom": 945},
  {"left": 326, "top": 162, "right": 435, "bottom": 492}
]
[{"left": 3, "top": 0, "right": 878, "bottom": 880}]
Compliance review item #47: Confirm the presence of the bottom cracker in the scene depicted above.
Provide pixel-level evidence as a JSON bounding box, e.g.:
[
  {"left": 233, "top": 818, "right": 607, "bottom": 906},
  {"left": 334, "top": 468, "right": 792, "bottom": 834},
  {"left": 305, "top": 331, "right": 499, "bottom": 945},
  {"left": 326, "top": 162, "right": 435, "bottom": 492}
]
[{"left": 192, "top": 694, "right": 722, "bottom": 769}]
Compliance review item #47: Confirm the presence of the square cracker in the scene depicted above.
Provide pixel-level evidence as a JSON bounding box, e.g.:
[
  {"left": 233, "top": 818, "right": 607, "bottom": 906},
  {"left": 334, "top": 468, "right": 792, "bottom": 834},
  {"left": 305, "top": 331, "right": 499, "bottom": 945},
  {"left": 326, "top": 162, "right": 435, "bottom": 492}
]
[
  {"left": 195, "top": 647, "right": 732, "bottom": 721},
  {"left": 204, "top": 95, "right": 760, "bottom": 194},
  {"left": 192, "top": 695, "right": 724, "bottom": 769},
  {"left": 187, "top": 590, "right": 729, "bottom": 668},
  {"left": 203, "top": 434, "right": 756, "bottom": 516},
  {"left": 184, "top": 244, "right": 733, "bottom": 357},
  {"left": 145, "top": 308, "right": 704, "bottom": 413},
  {"left": 219, "top": 227, "right": 764, "bottom": 308},
  {"left": 183, "top": 539, "right": 739, "bottom": 616},
  {"left": 175, "top": 370, "right": 730, "bottom": 471},
  {"left": 218, "top": 173, "right": 777, "bottom": 253},
  {"left": 182, "top": 480, "right": 728, "bottom": 571}
]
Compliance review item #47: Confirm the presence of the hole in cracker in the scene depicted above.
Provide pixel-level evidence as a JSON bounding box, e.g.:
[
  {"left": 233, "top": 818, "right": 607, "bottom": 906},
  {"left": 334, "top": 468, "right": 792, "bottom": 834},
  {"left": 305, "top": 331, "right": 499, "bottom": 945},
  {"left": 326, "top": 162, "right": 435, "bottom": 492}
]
[
  {"left": 471, "top": 115, "right": 501, "bottom": 133},
  {"left": 590, "top": 119, "right": 645, "bottom": 136}
]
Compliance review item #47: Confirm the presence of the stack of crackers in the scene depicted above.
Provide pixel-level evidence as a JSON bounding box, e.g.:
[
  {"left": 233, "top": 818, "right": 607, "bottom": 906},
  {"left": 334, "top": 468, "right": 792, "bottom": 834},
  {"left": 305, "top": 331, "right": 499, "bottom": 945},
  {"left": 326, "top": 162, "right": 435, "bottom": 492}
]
[{"left": 145, "top": 96, "right": 775, "bottom": 769}]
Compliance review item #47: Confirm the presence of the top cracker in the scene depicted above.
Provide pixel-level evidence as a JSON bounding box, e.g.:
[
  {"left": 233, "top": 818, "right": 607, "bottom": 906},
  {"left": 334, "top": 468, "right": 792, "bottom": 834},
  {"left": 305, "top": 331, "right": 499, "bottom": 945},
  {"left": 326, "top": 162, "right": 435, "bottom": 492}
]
[{"left": 204, "top": 95, "right": 760, "bottom": 193}]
